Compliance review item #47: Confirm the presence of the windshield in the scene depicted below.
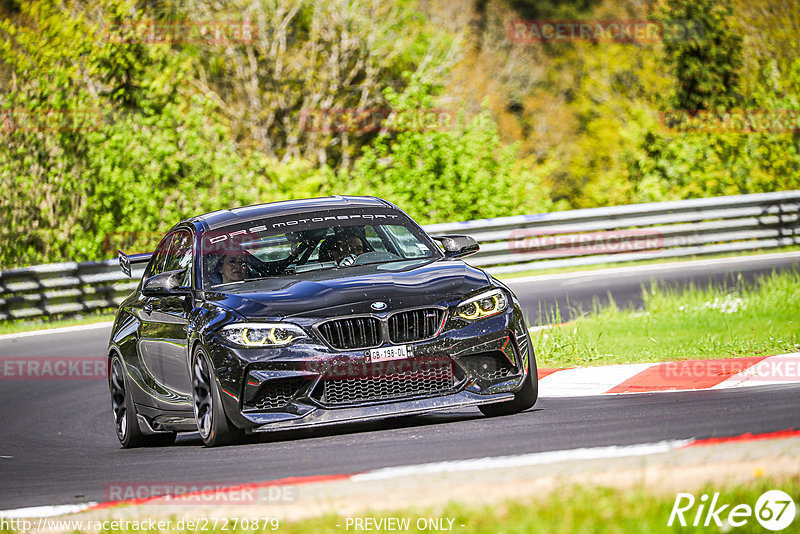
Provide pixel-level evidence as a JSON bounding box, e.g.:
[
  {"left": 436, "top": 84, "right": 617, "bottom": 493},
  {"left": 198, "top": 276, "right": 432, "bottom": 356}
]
[{"left": 200, "top": 210, "right": 440, "bottom": 288}]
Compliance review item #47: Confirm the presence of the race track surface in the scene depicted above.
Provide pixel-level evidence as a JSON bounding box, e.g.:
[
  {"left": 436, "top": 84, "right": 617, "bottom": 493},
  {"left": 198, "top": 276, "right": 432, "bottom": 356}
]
[{"left": 1, "top": 254, "right": 798, "bottom": 510}]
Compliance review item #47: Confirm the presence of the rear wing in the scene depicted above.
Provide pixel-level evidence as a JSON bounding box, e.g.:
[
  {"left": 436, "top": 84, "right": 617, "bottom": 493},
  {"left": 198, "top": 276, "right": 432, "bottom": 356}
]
[{"left": 118, "top": 250, "right": 153, "bottom": 277}]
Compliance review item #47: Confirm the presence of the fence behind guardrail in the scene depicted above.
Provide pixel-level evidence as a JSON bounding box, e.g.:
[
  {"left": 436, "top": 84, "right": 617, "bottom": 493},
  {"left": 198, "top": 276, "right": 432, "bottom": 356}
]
[{"left": 1, "top": 191, "right": 798, "bottom": 320}]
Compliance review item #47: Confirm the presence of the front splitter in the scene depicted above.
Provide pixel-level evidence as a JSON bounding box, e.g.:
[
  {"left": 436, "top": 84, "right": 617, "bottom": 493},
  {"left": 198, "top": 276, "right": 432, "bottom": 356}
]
[{"left": 249, "top": 390, "right": 515, "bottom": 433}]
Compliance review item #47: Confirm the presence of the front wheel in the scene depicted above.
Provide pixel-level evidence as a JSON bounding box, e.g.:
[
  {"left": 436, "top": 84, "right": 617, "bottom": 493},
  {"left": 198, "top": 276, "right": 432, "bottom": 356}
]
[
  {"left": 192, "top": 348, "right": 244, "bottom": 447},
  {"left": 109, "top": 356, "right": 176, "bottom": 448},
  {"left": 479, "top": 345, "right": 538, "bottom": 417}
]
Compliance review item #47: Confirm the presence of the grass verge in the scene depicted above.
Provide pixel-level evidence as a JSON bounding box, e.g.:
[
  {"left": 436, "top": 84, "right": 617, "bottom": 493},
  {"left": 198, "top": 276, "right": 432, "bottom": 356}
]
[
  {"left": 285, "top": 477, "right": 800, "bottom": 534},
  {"left": 530, "top": 269, "right": 800, "bottom": 368},
  {"left": 0, "top": 310, "right": 116, "bottom": 336},
  {"left": 4, "top": 476, "right": 794, "bottom": 533}
]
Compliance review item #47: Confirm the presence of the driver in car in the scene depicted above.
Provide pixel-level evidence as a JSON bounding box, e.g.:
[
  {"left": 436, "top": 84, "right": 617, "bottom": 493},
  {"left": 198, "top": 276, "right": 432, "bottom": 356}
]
[
  {"left": 331, "top": 234, "right": 365, "bottom": 265},
  {"left": 210, "top": 253, "right": 249, "bottom": 284},
  {"left": 220, "top": 254, "right": 248, "bottom": 283}
]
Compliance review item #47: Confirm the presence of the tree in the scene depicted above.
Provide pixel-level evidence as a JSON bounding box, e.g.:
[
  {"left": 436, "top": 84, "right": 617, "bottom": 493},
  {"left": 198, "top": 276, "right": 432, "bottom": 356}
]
[{"left": 661, "top": 0, "right": 743, "bottom": 111}]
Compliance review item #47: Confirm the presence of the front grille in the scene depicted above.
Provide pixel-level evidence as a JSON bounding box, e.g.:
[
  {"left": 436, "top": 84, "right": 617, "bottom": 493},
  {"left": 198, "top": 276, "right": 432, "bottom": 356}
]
[
  {"left": 320, "top": 360, "right": 456, "bottom": 405},
  {"left": 388, "top": 308, "right": 445, "bottom": 343},
  {"left": 318, "top": 317, "right": 381, "bottom": 350},
  {"left": 461, "top": 352, "right": 518, "bottom": 381},
  {"left": 251, "top": 378, "right": 306, "bottom": 410}
]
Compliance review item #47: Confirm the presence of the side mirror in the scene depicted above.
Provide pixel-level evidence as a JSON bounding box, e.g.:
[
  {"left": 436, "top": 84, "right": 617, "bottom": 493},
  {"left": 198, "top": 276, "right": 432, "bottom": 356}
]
[
  {"left": 433, "top": 235, "right": 480, "bottom": 259},
  {"left": 142, "top": 269, "right": 191, "bottom": 297}
]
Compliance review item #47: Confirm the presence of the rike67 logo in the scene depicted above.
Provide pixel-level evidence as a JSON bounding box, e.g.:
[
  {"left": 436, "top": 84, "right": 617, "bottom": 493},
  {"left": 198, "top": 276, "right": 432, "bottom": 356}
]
[{"left": 669, "top": 490, "right": 796, "bottom": 531}]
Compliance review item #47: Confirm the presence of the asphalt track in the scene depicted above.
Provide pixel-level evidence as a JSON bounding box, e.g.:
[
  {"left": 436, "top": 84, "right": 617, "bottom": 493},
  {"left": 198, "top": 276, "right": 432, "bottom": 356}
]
[{"left": 1, "top": 253, "right": 799, "bottom": 510}]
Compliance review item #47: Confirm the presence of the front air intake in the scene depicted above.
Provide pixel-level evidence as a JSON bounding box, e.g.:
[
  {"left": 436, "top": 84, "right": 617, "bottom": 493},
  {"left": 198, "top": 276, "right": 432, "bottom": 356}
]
[
  {"left": 317, "top": 317, "right": 382, "bottom": 350},
  {"left": 388, "top": 308, "right": 445, "bottom": 344}
]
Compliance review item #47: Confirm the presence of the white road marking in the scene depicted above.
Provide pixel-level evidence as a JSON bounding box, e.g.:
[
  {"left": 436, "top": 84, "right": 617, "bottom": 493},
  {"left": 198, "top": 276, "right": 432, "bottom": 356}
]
[
  {"left": 351, "top": 440, "right": 693, "bottom": 481},
  {"left": 538, "top": 363, "right": 654, "bottom": 397},
  {"left": 0, "top": 322, "right": 114, "bottom": 342},
  {"left": 0, "top": 503, "right": 94, "bottom": 519}
]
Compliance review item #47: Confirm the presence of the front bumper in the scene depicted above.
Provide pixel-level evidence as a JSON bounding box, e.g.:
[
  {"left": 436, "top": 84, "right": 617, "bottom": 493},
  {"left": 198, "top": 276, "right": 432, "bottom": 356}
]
[{"left": 204, "top": 302, "right": 532, "bottom": 431}]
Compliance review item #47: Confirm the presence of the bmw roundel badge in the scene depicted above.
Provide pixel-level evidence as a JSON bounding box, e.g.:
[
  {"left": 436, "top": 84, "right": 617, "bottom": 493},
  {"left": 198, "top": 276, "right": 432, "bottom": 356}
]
[{"left": 371, "top": 301, "right": 387, "bottom": 311}]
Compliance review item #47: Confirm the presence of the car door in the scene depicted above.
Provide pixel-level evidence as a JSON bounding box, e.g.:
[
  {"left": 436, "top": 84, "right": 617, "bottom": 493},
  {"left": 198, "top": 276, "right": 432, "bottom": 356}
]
[{"left": 138, "top": 229, "right": 194, "bottom": 400}]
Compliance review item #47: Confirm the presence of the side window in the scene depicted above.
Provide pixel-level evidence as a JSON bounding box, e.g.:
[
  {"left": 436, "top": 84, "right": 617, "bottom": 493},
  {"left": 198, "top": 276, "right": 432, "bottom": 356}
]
[
  {"left": 385, "top": 225, "right": 431, "bottom": 258},
  {"left": 364, "top": 226, "right": 389, "bottom": 253},
  {"left": 163, "top": 230, "right": 193, "bottom": 286},
  {"left": 143, "top": 234, "right": 173, "bottom": 279}
]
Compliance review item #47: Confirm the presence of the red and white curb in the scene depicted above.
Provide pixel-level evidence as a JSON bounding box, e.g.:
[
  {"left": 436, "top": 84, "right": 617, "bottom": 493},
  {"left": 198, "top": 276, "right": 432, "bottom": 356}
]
[
  {"left": 2, "top": 429, "right": 799, "bottom": 520},
  {"left": 537, "top": 353, "right": 800, "bottom": 397}
]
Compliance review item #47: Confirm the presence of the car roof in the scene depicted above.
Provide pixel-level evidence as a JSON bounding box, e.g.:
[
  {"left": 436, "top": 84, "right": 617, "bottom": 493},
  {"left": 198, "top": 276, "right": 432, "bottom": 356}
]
[{"left": 186, "top": 196, "right": 395, "bottom": 231}]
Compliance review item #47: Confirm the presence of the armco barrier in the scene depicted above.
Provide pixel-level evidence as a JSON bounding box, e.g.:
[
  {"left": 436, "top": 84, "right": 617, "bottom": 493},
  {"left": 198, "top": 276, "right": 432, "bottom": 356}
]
[
  {"left": 1, "top": 191, "right": 798, "bottom": 320},
  {"left": 425, "top": 190, "right": 800, "bottom": 274},
  {"left": 0, "top": 260, "right": 146, "bottom": 321}
]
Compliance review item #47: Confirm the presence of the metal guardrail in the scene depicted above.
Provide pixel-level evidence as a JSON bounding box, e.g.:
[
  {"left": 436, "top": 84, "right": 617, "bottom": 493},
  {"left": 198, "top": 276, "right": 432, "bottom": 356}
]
[
  {"left": 1, "top": 191, "right": 799, "bottom": 320},
  {"left": 426, "top": 190, "right": 800, "bottom": 274},
  {"left": 0, "top": 260, "right": 146, "bottom": 321}
]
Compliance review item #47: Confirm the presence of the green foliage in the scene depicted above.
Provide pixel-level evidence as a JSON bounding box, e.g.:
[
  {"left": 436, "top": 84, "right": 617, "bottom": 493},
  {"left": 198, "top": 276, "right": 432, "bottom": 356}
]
[
  {"left": 1, "top": 0, "right": 799, "bottom": 269},
  {"left": 331, "top": 80, "right": 555, "bottom": 224},
  {"left": 0, "top": 1, "right": 335, "bottom": 267},
  {"left": 0, "top": 1, "right": 99, "bottom": 266},
  {"left": 623, "top": 1, "right": 800, "bottom": 202},
  {"left": 629, "top": 56, "right": 800, "bottom": 201},
  {"left": 189, "top": 0, "right": 456, "bottom": 170},
  {"left": 661, "top": 0, "right": 744, "bottom": 111},
  {"left": 545, "top": 39, "right": 670, "bottom": 207}
]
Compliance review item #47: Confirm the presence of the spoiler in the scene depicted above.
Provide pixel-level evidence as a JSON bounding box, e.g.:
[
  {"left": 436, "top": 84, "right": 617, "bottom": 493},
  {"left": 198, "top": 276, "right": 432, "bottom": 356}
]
[{"left": 118, "top": 250, "right": 153, "bottom": 277}]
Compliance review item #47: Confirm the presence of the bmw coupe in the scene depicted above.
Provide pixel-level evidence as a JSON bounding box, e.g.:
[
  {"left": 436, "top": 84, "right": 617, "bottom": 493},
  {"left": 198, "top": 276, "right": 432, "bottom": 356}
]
[{"left": 108, "top": 196, "right": 537, "bottom": 447}]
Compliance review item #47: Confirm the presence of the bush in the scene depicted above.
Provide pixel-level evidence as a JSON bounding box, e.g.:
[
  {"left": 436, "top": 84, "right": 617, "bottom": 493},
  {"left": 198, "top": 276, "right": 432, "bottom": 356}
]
[{"left": 332, "top": 81, "right": 555, "bottom": 224}]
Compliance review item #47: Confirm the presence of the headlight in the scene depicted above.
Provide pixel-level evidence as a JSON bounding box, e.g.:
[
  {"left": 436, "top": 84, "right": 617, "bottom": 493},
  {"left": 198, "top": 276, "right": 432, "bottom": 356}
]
[
  {"left": 456, "top": 289, "right": 508, "bottom": 321},
  {"left": 219, "top": 323, "right": 307, "bottom": 347}
]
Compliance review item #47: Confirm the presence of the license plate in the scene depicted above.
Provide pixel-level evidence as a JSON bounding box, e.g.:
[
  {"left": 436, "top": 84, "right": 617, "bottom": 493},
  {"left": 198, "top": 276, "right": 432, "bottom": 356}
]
[{"left": 366, "top": 344, "right": 413, "bottom": 363}]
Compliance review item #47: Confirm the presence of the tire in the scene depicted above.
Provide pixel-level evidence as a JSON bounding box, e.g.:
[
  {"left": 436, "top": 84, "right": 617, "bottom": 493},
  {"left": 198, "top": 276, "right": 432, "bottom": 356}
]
[
  {"left": 479, "top": 341, "right": 539, "bottom": 417},
  {"left": 192, "top": 347, "right": 244, "bottom": 447},
  {"left": 109, "top": 356, "right": 176, "bottom": 448}
]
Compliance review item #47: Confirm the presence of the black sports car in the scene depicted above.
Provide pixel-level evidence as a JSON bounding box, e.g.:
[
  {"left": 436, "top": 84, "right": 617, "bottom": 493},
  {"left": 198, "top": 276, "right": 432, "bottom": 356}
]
[{"left": 108, "top": 196, "right": 537, "bottom": 447}]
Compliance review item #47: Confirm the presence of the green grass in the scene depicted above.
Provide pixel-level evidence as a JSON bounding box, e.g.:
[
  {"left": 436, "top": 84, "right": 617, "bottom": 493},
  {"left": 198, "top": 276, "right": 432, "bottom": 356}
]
[
  {"left": 0, "top": 310, "right": 116, "bottom": 336},
  {"left": 531, "top": 269, "right": 800, "bottom": 369},
  {"left": 269, "top": 477, "right": 800, "bottom": 533},
  {"left": 495, "top": 245, "right": 800, "bottom": 279}
]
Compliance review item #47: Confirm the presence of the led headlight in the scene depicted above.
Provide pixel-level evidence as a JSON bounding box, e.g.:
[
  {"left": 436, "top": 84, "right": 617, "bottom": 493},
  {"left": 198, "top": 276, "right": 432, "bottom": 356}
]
[
  {"left": 456, "top": 289, "right": 508, "bottom": 321},
  {"left": 220, "top": 323, "right": 306, "bottom": 347}
]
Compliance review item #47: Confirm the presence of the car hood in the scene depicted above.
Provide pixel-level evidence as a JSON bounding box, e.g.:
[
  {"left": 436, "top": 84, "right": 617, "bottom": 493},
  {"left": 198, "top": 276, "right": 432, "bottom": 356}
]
[{"left": 205, "top": 259, "right": 490, "bottom": 318}]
